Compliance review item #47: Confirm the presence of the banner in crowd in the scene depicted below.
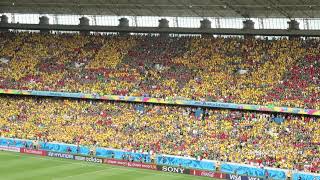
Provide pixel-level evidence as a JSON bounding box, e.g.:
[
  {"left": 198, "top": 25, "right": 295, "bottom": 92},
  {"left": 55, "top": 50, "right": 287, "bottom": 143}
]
[
  {"left": 104, "top": 159, "right": 128, "bottom": 167},
  {"left": 74, "top": 155, "right": 103, "bottom": 163},
  {"left": 104, "top": 159, "right": 157, "bottom": 170},
  {"left": 220, "top": 163, "right": 286, "bottom": 180},
  {"left": 47, "top": 152, "right": 74, "bottom": 159},
  {"left": 96, "top": 148, "right": 151, "bottom": 163},
  {"left": 190, "top": 169, "right": 227, "bottom": 179},
  {"left": 157, "top": 154, "right": 215, "bottom": 171},
  {"left": 293, "top": 173, "right": 320, "bottom": 180},
  {"left": 0, "top": 146, "right": 20, "bottom": 152},
  {"left": 226, "top": 174, "right": 264, "bottom": 180},
  {"left": 20, "top": 148, "right": 47, "bottom": 156},
  {"left": 0, "top": 88, "right": 319, "bottom": 116},
  {"left": 156, "top": 165, "right": 190, "bottom": 174}
]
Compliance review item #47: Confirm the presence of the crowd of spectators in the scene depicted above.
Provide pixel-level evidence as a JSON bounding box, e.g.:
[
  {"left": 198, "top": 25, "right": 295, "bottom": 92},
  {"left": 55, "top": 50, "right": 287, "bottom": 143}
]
[
  {"left": 0, "top": 95, "right": 318, "bottom": 172},
  {"left": 0, "top": 32, "right": 319, "bottom": 109},
  {"left": 0, "top": 32, "right": 319, "bottom": 173}
]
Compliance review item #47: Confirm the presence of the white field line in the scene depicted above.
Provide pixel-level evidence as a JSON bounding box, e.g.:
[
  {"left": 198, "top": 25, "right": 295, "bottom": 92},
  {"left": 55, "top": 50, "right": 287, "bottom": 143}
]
[{"left": 1, "top": 151, "right": 206, "bottom": 180}]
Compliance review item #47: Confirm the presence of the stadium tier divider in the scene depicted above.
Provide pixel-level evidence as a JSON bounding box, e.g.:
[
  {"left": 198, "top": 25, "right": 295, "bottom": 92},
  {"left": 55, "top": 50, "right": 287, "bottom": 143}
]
[{"left": 0, "top": 88, "right": 319, "bottom": 116}]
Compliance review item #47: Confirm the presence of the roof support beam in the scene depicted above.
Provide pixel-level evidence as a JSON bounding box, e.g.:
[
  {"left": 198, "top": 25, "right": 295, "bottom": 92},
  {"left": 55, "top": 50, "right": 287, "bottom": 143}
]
[
  {"left": 1, "top": 1, "right": 320, "bottom": 18},
  {"left": 218, "top": 0, "right": 249, "bottom": 18},
  {"left": 297, "top": 0, "right": 311, "bottom": 18},
  {"left": 172, "top": 0, "right": 203, "bottom": 17},
  {"left": 267, "top": 0, "right": 291, "bottom": 18},
  {"left": 4, "top": 22, "right": 320, "bottom": 37}
]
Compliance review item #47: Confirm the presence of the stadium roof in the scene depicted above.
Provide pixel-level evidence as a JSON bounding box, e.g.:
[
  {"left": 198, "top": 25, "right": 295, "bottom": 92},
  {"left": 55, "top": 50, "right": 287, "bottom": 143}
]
[{"left": 0, "top": 0, "right": 320, "bottom": 18}]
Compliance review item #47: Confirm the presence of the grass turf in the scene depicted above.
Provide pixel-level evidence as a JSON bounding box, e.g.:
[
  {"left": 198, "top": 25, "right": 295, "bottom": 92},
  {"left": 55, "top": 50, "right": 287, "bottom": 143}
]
[{"left": 0, "top": 151, "right": 213, "bottom": 180}]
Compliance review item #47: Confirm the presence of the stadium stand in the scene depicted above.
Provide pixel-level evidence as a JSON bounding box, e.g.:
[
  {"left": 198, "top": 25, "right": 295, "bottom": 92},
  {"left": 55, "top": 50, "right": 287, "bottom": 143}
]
[
  {"left": 0, "top": 32, "right": 319, "bottom": 109},
  {"left": 0, "top": 2, "right": 320, "bottom": 179},
  {"left": 0, "top": 95, "right": 319, "bottom": 172}
]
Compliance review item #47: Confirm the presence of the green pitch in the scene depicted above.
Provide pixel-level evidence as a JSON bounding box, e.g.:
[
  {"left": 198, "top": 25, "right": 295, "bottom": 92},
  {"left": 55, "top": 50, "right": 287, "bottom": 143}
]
[{"left": 0, "top": 151, "right": 212, "bottom": 180}]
